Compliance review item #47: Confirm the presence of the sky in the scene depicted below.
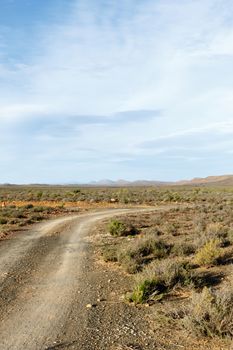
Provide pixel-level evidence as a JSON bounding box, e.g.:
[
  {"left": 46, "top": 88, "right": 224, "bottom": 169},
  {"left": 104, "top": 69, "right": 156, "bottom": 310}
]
[{"left": 0, "top": 0, "right": 233, "bottom": 184}]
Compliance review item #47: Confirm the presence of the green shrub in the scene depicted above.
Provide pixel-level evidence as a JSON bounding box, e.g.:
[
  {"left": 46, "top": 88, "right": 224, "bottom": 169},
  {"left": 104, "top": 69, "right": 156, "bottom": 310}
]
[
  {"left": 185, "top": 286, "right": 233, "bottom": 338},
  {"left": 33, "top": 206, "right": 47, "bottom": 213},
  {"left": 37, "top": 191, "right": 43, "bottom": 199},
  {"left": 108, "top": 219, "right": 137, "bottom": 237},
  {"left": 129, "top": 277, "right": 165, "bottom": 304},
  {"left": 129, "top": 258, "right": 191, "bottom": 304},
  {"left": 194, "top": 239, "right": 223, "bottom": 266}
]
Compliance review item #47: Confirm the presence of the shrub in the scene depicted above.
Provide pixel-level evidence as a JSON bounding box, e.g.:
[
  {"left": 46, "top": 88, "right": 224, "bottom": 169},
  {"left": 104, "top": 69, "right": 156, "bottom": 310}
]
[
  {"left": 195, "top": 222, "right": 229, "bottom": 248},
  {"left": 0, "top": 218, "right": 8, "bottom": 225},
  {"left": 171, "top": 242, "right": 195, "bottom": 257},
  {"left": 206, "top": 223, "right": 228, "bottom": 246},
  {"left": 37, "top": 191, "right": 43, "bottom": 199},
  {"left": 194, "top": 239, "right": 223, "bottom": 266},
  {"left": 129, "top": 258, "right": 191, "bottom": 303},
  {"left": 206, "top": 223, "right": 228, "bottom": 238},
  {"left": 102, "top": 246, "right": 118, "bottom": 262},
  {"left": 131, "top": 235, "right": 170, "bottom": 258},
  {"left": 193, "top": 215, "right": 206, "bottom": 233},
  {"left": 14, "top": 211, "right": 26, "bottom": 219},
  {"left": 185, "top": 286, "right": 233, "bottom": 338},
  {"left": 129, "top": 277, "right": 165, "bottom": 304},
  {"left": 31, "top": 215, "right": 44, "bottom": 222},
  {"left": 23, "top": 204, "right": 34, "bottom": 209},
  {"left": 228, "top": 229, "right": 233, "bottom": 244},
  {"left": 108, "top": 219, "right": 137, "bottom": 237},
  {"left": 163, "top": 223, "right": 178, "bottom": 236},
  {"left": 33, "top": 206, "right": 47, "bottom": 213},
  {"left": 118, "top": 235, "right": 170, "bottom": 273}
]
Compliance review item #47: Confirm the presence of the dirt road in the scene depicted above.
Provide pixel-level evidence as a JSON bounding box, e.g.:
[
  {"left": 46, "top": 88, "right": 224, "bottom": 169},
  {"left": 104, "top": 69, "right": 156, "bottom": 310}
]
[{"left": 0, "top": 208, "right": 158, "bottom": 350}]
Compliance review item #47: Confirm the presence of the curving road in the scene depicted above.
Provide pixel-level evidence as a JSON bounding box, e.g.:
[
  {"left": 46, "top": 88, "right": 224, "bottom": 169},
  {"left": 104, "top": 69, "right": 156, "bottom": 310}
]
[{"left": 0, "top": 208, "right": 153, "bottom": 350}]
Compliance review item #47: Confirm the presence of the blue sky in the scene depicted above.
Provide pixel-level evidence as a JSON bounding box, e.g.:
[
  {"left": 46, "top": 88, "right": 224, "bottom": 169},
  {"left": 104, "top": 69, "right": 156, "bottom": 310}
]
[{"left": 0, "top": 0, "right": 233, "bottom": 183}]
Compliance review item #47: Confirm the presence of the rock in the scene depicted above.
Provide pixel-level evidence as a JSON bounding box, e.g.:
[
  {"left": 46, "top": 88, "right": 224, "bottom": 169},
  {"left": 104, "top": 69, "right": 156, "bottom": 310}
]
[
  {"left": 97, "top": 298, "right": 106, "bottom": 302},
  {"left": 110, "top": 198, "right": 117, "bottom": 203},
  {"left": 86, "top": 303, "right": 97, "bottom": 308}
]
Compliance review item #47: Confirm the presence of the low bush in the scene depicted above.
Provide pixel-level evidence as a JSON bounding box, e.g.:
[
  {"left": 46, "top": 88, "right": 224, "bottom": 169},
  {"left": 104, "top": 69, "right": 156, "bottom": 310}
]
[
  {"left": 31, "top": 215, "right": 44, "bottom": 222},
  {"left": 195, "top": 223, "right": 229, "bottom": 248},
  {"left": 163, "top": 223, "right": 178, "bottom": 236},
  {"left": 23, "top": 204, "right": 34, "bottom": 209},
  {"left": 128, "top": 258, "right": 192, "bottom": 304},
  {"left": 129, "top": 277, "right": 165, "bottom": 304},
  {"left": 102, "top": 246, "right": 118, "bottom": 262},
  {"left": 131, "top": 235, "right": 170, "bottom": 258},
  {"left": 185, "top": 286, "right": 233, "bottom": 338},
  {"left": 0, "top": 218, "right": 8, "bottom": 225},
  {"left": 171, "top": 242, "right": 195, "bottom": 257},
  {"left": 108, "top": 219, "right": 138, "bottom": 237},
  {"left": 118, "top": 235, "right": 170, "bottom": 273},
  {"left": 194, "top": 239, "right": 223, "bottom": 266},
  {"left": 33, "top": 206, "right": 47, "bottom": 213},
  {"left": 227, "top": 229, "right": 233, "bottom": 244},
  {"left": 14, "top": 211, "right": 26, "bottom": 219}
]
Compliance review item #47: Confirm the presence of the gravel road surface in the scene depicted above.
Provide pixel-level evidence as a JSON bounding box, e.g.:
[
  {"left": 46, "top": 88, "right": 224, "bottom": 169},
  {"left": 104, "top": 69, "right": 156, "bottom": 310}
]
[{"left": 0, "top": 209, "right": 158, "bottom": 350}]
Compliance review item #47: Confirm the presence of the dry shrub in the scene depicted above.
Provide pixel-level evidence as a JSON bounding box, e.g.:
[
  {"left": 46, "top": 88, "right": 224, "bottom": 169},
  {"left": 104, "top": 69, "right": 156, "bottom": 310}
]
[
  {"left": 118, "top": 235, "right": 170, "bottom": 273},
  {"left": 102, "top": 246, "right": 118, "bottom": 262},
  {"left": 185, "top": 286, "right": 233, "bottom": 338},
  {"left": 171, "top": 242, "right": 195, "bottom": 257},
  {"left": 195, "top": 222, "right": 229, "bottom": 248},
  {"left": 128, "top": 258, "right": 191, "bottom": 304}
]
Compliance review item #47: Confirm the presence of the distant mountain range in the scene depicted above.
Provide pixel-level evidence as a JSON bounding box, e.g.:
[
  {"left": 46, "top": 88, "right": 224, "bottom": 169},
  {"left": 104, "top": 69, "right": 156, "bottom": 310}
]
[
  {"left": 1, "top": 175, "right": 233, "bottom": 187},
  {"left": 88, "top": 179, "right": 172, "bottom": 187},
  {"left": 88, "top": 175, "right": 233, "bottom": 187}
]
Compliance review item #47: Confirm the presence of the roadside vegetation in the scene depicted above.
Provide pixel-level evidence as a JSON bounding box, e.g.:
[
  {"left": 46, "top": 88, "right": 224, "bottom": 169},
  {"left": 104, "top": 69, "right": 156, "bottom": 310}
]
[
  {"left": 0, "top": 204, "right": 72, "bottom": 239},
  {"left": 97, "top": 195, "right": 233, "bottom": 347}
]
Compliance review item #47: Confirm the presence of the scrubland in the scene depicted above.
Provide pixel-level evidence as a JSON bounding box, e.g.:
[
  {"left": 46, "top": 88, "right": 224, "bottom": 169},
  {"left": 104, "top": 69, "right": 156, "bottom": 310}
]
[
  {"left": 1, "top": 184, "right": 233, "bottom": 347},
  {"left": 95, "top": 187, "right": 233, "bottom": 348}
]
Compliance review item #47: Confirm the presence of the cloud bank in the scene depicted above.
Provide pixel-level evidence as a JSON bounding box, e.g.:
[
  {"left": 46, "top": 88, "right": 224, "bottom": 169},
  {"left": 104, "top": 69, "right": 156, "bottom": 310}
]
[{"left": 0, "top": 0, "right": 233, "bottom": 183}]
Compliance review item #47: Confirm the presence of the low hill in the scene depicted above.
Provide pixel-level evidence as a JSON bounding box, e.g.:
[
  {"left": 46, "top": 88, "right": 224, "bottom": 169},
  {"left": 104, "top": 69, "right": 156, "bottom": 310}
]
[{"left": 177, "top": 175, "right": 233, "bottom": 186}]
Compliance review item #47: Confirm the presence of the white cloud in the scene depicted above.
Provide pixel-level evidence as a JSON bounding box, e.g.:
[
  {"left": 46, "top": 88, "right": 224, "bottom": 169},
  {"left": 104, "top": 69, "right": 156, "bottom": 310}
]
[
  {"left": 1, "top": 0, "right": 233, "bottom": 182},
  {"left": 0, "top": 104, "right": 49, "bottom": 122}
]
